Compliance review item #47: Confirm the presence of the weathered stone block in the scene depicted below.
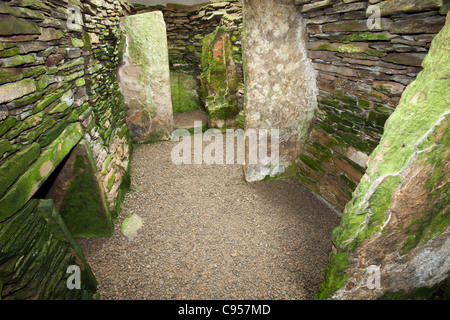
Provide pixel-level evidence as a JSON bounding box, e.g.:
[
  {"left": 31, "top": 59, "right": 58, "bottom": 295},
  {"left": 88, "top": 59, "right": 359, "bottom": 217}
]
[
  {"left": 0, "top": 123, "right": 84, "bottom": 221},
  {"left": 382, "top": 52, "right": 427, "bottom": 67},
  {"left": 0, "top": 143, "right": 41, "bottom": 197},
  {"left": 4, "top": 54, "right": 36, "bottom": 67},
  {"left": 322, "top": 18, "right": 391, "bottom": 32},
  {"left": 0, "top": 78, "right": 36, "bottom": 104},
  {"left": 0, "top": 16, "right": 41, "bottom": 36},
  {"left": 243, "top": 0, "right": 318, "bottom": 182},
  {"left": 119, "top": 11, "right": 173, "bottom": 143},
  {"left": 390, "top": 15, "right": 445, "bottom": 34}
]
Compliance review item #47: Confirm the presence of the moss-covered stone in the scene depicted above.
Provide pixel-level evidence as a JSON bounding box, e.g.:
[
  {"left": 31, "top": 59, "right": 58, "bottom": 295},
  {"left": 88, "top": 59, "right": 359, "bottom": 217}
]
[
  {"left": 58, "top": 141, "right": 113, "bottom": 238},
  {"left": 0, "top": 139, "right": 12, "bottom": 157},
  {"left": 344, "top": 32, "right": 391, "bottom": 42},
  {"left": 0, "top": 47, "right": 20, "bottom": 58},
  {"left": 0, "top": 117, "right": 17, "bottom": 136},
  {"left": 375, "top": 0, "right": 443, "bottom": 16},
  {"left": 35, "top": 75, "right": 50, "bottom": 91},
  {"left": 64, "top": 70, "right": 84, "bottom": 83},
  {"left": 75, "top": 77, "right": 86, "bottom": 87},
  {"left": 20, "top": 116, "right": 56, "bottom": 144},
  {"left": 4, "top": 54, "right": 36, "bottom": 68},
  {"left": 6, "top": 112, "right": 44, "bottom": 140},
  {"left": 0, "top": 78, "right": 36, "bottom": 104},
  {"left": 34, "top": 89, "right": 64, "bottom": 112},
  {"left": 364, "top": 49, "right": 385, "bottom": 58},
  {"left": 316, "top": 19, "right": 450, "bottom": 300},
  {"left": 24, "top": 66, "right": 48, "bottom": 78},
  {"left": 0, "top": 68, "right": 24, "bottom": 85},
  {"left": 0, "top": 16, "right": 41, "bottom": 36},
  {"left": 0, "top": 123, "right": 84, "bottom": 221},
  {"left": 0, "top": 143, "right": 41, "bottom": 197},
  {"left": 71, "top": 38, "right": 85, "bottom": 48}
]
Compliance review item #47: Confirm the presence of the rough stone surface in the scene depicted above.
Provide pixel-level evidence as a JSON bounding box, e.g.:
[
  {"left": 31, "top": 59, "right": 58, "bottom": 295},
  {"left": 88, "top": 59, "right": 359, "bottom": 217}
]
[
  {"left": 121, "top": 214, "right": 143, "bottom": 242},
  {"left": 316, "top": 17, "right": 450, "bottom": 300},
  {"left": 201, "top": 19, "right": 240, "bottom": 129},
  {"left": 119, "top": 11, "right": 174, "bottom": 143},
  {"left": 243, "top": 0, "right": 318, "bottom": 182}
]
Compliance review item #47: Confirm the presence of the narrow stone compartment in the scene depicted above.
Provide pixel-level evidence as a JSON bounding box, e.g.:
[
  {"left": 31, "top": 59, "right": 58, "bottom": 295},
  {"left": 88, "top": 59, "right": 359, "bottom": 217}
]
[{"left": 34, "top": 141, "right": 113, "bottom": 239}]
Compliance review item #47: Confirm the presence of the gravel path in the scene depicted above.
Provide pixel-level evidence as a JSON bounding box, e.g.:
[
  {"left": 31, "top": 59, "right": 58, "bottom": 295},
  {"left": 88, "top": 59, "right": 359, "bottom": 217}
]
[{"left": 78, "top": 135, "right": 340, "bottom": 300}]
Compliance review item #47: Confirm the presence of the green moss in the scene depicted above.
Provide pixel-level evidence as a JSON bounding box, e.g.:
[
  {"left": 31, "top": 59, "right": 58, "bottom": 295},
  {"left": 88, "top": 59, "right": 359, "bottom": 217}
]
[
  {"left": 0, "top": 67, "right": 24, "bottom": 85},
  {"left": 60, "top": 57, "right": 84, "bottom": 70},
  {"left": 401, "top": 118, "right": 450, "bottom": 254},
  {"left": 317, "top": 22, "right": 450, "bottom": 300},
  {"left": 0, "top": 47, "right": 20, "bottom": 58},
  {"left": 345, "top": 33, "right": 389, "bottom": 42},
  {"left": 34, "top": 90, "right": 65, "bottom": 112},
  {"left": 35, "top": 75, "right": 50, "bottom": 92},
  {"left": 201, "top": 22, "right": 240, "bottom": 123},
  {"left": 82, "top": 30, "right": 92, "bottom": 52},
  {"left": 75, "top": 77, "right": 86, "bottom": 87},
  {"left": 368, "top": 110, "right": 390, "bottom": 127},
  {"left": 37, "top": 119, "right": 65, "bottom": 147},
  {"left": 314, "top": 252, "right": 350, "bottom": 300},
  {"left": 357, "top": 99, "right": 370, "bottom": 108},
  {"left": 318, "top": 121, "right": 335, "bottom": 134},
  {"left": 20, "top": 115, "right": 56, "bottom": 144},
  {"left": 106, "top": 170, "right": 116, "bottom": 191},
  {"left": 49, "top": 102, "right": 69, "bottom": 115},
  {"left": 60, "top": 151, "right": 112, "bottom": 239},
  {"left": 0, "top": 142, "right": 41, "bottom": 196},
  {"left": 6, "top": 112, "right": 44, "bottom": 140},
  {"left": 71, "top": 38, "right": 84, "bottom": 48},
  {"left": 0, "top": 117, "right": 17, "bottom": 136},
  {"left": 101, "top": 154, "right": 112, "bottom": 175},
  {"left": 298, "top": 154, "right": 325, "bottom": 173},
  {"left": 0, "top": 16, "right": 41, "bottom": 36},
  {"left": 338, "top": 44, "right": 365, "bottom": 53},
  {"left": 0, "top": 123, "right": 83, "bottom": 221},
  {"left": 64, "top": 70, "right": 84, "bottom": 83},
  {"left": 260, "top": 161, "right": 298, "bottom": 182},
  {"left": 364, "top": 49, "right": 385, "bottom": 57}
]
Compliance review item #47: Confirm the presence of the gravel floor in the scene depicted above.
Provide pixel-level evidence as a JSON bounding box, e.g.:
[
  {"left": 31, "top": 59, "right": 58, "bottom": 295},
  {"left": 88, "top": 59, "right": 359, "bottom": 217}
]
[
  {"left": 173, "top": 110, "right": 209, "bottom": 129},
  {"left": 78, "top": 134, "right": 341, "bottom": 300}
]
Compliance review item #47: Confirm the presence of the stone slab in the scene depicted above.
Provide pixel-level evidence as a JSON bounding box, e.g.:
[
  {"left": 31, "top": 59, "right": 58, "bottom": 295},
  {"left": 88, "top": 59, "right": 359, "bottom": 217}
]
[{"left": 119, "top": 11, "right": 173, "bottom": 143}]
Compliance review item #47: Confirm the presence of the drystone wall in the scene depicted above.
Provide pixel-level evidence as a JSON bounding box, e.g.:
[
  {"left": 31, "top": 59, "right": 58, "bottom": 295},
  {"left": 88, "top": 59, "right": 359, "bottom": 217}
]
[
  {"left": 0, "top": 0, "right": 132, "bottom": 299},
  {"left": 294, "top": 0, "right": 447, "bottom": 211},
  {"left": 316, "top": 14, "right": 450, "bottom": 299}
]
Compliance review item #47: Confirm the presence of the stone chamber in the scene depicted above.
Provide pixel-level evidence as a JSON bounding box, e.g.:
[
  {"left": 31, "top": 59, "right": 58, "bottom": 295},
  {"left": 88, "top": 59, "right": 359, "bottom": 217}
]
[{"left": 0, "top": 0, "right": 448, "bottom": 300}]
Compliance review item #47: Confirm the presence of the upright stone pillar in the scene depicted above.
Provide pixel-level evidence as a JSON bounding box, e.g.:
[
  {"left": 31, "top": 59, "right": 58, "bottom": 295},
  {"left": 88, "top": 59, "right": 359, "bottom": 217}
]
[
  {"left": 242, "top": 0, "right": 318, "bottom": 182},
  {"left": 119, "top": 11, "right": 173, "bottom": 143}
]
